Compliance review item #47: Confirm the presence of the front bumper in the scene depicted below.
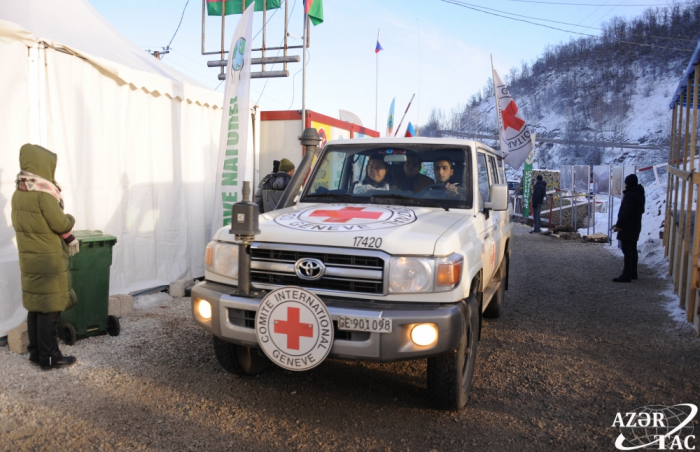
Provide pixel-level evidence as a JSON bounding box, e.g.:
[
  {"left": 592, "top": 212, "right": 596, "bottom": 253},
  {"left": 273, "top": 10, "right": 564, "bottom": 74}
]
[{"left": 191, "top": 281, "right": 466, "bottom": 362}]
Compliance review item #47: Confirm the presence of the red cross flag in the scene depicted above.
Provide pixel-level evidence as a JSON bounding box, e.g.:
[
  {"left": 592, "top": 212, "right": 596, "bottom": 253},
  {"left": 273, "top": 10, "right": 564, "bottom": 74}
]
[{"left": 493, "top": 69, "right": 533, "bottom": 170}]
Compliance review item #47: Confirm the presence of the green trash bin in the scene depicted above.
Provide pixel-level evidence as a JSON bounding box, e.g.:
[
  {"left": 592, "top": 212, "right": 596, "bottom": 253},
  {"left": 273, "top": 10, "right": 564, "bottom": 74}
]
[{"left": 59, "top": 230, "right": 118, "bottom": 345}]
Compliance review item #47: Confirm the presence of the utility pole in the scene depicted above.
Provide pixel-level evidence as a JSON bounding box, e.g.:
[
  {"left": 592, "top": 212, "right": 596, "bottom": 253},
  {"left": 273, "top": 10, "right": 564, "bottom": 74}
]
[
  {"left": 301, "top": 13, "right": 308, "bottom": 133},
  {"left": 375, "top": 29, "right": 380, "bottom": 132}
]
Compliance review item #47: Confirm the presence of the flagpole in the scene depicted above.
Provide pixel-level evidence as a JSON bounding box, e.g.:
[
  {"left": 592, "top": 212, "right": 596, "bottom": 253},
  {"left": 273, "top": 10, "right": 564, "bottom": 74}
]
[
  {"left": 394, "top": 93, "right": 415, "bottom": 137},
  {"left": 490, "top": 54, "right": 504, "bottom": 160},
  {"left": 375, "top": 29, "right": 379, "bottom": 133},
  {"left": 301, "top": 12, "right": 308, "bottom": 134}
]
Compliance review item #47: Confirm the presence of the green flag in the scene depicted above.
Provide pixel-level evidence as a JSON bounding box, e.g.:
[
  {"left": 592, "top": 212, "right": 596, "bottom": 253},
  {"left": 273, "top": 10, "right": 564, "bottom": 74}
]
[
  {"left": 207, "top": 0, "right": 280, "bottom": 16},
  {"left": 305, "top": 0, "right": 324, "bottom": 26}
]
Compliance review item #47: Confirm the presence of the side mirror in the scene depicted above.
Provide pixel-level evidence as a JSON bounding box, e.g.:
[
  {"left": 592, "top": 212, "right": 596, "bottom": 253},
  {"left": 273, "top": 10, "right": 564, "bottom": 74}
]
[{"left": 484, "top": 184, "right": 508, "bottom": 211}]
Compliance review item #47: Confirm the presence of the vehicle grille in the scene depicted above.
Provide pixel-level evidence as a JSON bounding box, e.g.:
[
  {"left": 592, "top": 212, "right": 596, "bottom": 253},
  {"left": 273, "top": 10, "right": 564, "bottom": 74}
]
[
  {"left": 250, "top": 248, "right": 385, "bottom": 294},
  {"left": 251, "top": 249, "right": 383, "bottom": 268}
]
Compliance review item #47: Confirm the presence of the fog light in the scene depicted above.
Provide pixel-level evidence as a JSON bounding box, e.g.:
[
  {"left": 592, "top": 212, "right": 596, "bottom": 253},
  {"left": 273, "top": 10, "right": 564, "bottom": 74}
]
[
  {"left": 197, "top": 299, "right": 212, "bottom": 320},
  {"left": 411, "top": 323, "right": 438, "bottom": 346}
]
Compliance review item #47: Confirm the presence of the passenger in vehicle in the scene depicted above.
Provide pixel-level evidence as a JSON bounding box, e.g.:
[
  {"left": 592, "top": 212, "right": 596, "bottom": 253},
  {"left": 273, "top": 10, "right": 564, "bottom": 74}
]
[
  {"left": 434, "top": 158, "right": 463, "bottom": 195},
  {"left": 353, "top": 157, "right": 391, "bottom": 194},
  {"left": 396, "top": 153, "right": 433, "bottom": 193}
]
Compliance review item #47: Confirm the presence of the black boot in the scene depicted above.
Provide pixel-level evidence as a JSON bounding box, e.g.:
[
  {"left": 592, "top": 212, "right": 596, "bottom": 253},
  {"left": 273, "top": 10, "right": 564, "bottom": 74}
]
[
  {"left": 37, "top": 312, "right": 76, "bottom": 370},
  {"left": 27, "top": 312, "right": 39, "bottom": 366},
  {"left": 40, "top": 354, "right": 77, "bottom": 371},
  {"left": 613, "top": 275, "right": 632, "bottom": 283}
]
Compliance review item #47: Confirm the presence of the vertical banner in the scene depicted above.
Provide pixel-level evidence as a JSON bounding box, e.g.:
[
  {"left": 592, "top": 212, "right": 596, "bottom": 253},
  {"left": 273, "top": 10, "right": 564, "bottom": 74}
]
[
  {"left": 593, "top": 165, "right": 610, "bottom": 195},
  {"left": 560, "top": 165, "right": 574, "bottom": 191},
  {"left": 611, "top": 166, "right": 624, "bottom": 198},
  {"left": 522, "top": 149, "right": 535, "bottom": 218},
  {"left": 212, "top": 4, "right": 255, "bottom": 238},
  {"left": 574, "top": 165, "right": 590, "bottom": 193}
]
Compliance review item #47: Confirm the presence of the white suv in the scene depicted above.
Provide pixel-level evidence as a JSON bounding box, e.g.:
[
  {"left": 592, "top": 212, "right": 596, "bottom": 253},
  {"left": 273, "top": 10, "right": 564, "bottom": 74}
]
[{"left": 192, "top": 137, "right": 513, "bottom": 410}]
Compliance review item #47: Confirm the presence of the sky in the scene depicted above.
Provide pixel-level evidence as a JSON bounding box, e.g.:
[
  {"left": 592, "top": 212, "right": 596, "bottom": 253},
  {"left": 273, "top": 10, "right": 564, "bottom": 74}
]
[{"left": 87, "top": 0, "right": 676, "bottom": 135}]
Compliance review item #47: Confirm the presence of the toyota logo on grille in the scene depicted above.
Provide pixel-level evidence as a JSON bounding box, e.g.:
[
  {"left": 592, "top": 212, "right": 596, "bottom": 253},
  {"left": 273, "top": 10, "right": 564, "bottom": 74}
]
[{"left": 294, "top": 258, "right": 326, "bottom": 281}]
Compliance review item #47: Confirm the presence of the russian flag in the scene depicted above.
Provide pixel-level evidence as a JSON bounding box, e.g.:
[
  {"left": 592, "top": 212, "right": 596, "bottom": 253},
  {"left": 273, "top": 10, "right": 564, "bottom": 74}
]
[
  {"left": 375, "top": 30, "right": 383, "bottom": 53},
  {"left": 405, "top": 122, "right": 415, "bottom": 137}
]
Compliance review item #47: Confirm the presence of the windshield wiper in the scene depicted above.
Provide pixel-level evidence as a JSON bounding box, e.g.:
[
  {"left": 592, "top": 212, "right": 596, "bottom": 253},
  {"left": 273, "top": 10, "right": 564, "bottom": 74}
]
[
  {"left": 369, "top": 194, "right": 451, "bottom": 211},
  {"left": 368, "top": 194, "right": 414, "bottom": 202},
  {"left": 303, "top": 193, "right": 354, "bottom": 201}
]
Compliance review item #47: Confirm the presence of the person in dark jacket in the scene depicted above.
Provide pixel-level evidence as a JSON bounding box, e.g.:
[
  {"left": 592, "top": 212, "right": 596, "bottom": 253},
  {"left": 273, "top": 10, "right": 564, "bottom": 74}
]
[
  {"left": 613, "top": 174, "right": 646, "bottom": 282},
  {"left": 254, "top": 158, "right": 295, "bottom": 213},
  {"left": 396, "top": 153, "right": 433, "bottom": 193},
  {"left": 530, "top": 175, "right": 547, "bottom": 233},
  {"left": 12, "top": 144, "right": 79, "bottom": 370}
]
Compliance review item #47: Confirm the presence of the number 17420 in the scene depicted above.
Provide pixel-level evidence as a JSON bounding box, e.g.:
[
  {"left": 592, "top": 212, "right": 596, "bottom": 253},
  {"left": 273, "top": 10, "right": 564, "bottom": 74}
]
[{"left": 353, "top": 236, "right": 382, "bottom": 248}]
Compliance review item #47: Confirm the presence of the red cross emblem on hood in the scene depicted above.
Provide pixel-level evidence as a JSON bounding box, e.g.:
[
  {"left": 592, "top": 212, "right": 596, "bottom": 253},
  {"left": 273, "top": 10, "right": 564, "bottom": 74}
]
[
  {"left": 501, "top": 100, "right": 526, "bottom": 132},
  {"left": 309, "top": 206, "right": 384, "bottom": 223}
]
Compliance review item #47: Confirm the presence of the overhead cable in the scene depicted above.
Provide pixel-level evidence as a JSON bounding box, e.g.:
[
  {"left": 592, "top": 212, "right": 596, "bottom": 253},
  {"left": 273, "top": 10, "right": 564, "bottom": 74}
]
[
  {"left": 507, "top": 0, "right": 673, "bottom": 6},
  {"left": 440, "top": 0, "right": 695, "bottom": 52},
  {"left": 166, "top": 0, "right": 190, "bottom": 51},
  {"left": 451, "top": 0, "right": 698, "bottom": 42},
  {"left": 253, "top": 1, "right": 282, "bottom": 41},
  {"left": 256, "top": 0, "right": 299, "bottom": 106}
]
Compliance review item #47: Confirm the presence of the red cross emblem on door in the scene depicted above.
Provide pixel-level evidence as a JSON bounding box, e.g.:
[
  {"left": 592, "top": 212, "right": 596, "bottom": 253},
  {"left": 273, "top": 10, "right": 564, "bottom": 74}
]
[
  {"left": 308, "top": 206, "right": 384, "bottom": 223},
  {"left": 274, "top": 307, "right": 314, "bottom": 350}
]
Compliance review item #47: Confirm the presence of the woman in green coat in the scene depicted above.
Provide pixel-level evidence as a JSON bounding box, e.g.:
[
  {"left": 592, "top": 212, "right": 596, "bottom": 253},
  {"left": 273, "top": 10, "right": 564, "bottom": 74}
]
[{"left": 12, "top": 144, "right": 79, "bottom": 370}]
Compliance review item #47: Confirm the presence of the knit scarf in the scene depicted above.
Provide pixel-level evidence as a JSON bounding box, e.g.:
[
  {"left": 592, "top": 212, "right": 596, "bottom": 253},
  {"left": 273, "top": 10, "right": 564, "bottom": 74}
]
[
  {"left": 16, "top": 171, "right": 73, "bottom": 241},
  {"left": 16, "top": 171, "right": 64, "bottom": 208}
]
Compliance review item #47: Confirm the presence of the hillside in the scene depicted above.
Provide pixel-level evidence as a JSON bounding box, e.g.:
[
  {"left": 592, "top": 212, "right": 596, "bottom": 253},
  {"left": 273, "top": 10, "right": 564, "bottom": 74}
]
[{"left": 421, "top": 1, "right": 700, "bottom": 171}]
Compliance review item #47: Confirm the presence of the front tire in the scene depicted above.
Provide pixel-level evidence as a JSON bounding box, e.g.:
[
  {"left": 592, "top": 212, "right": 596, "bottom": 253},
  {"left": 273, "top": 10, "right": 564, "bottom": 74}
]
[
  {"left": 427, "top": 293, "right": 480, "bottom": 410},
  {"left": 213, "top": 336, "right": 271, "bottom": 376}
]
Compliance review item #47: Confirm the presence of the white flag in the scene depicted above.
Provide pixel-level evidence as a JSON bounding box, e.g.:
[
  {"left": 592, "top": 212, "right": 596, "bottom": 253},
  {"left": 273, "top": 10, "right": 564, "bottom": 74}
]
[
  {"left": 493, "top": 69, "right": 533, "bottom": 170},
  {"left": 212, "top": 3, "right": 255, "bottom": 238}
]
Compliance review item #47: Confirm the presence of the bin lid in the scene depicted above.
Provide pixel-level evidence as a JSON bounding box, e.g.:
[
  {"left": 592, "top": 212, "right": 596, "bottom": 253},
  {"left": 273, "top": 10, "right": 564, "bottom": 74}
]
[{"left": 73, "top": 230, "right": 117, "bottom": 244}]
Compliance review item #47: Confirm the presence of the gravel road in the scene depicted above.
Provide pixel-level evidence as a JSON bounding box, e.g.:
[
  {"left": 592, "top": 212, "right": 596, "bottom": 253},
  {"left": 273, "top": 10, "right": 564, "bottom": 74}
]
[{"left": 2, "top": 224, "right": 700, "bottom": 451}]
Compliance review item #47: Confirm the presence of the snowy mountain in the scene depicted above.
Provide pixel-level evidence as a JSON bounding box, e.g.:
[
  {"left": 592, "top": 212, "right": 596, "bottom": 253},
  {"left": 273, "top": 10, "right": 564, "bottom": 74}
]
[{"left": 421, "top": 1, "right": 700, "bottom": 173}]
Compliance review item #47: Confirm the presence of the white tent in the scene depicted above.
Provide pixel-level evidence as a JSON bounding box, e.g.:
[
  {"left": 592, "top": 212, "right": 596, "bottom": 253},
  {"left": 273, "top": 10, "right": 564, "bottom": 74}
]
[{"left": 0, "top": 0, "right": 225, "bottom": 336}]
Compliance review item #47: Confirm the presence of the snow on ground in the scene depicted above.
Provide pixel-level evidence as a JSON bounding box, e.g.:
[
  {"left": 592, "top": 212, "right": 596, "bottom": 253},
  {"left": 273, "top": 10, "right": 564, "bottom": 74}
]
[
  {"left": 134, "top": 292, "right": 173, "bottom": 309},
  {"left": 578, "top": 182, "right": 696, "bottom": 330}
]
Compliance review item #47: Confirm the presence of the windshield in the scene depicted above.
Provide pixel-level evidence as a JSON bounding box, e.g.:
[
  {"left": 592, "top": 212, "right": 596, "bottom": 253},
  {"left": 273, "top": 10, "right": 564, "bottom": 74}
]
[{"left": 300, "top": 145, "right": 473, "bottom": 209}]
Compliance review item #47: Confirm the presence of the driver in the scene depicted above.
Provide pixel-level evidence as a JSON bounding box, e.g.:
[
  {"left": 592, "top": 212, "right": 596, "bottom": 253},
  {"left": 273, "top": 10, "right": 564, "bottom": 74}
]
[
  {"left": 353, "top": 157, "right": 391, "bottom": 194},
  {"left": 434, "top": 158, "right": 462, "bottom": 195},
  {"left": 396, "top": 153, "right": 433, "bottom": 193}
]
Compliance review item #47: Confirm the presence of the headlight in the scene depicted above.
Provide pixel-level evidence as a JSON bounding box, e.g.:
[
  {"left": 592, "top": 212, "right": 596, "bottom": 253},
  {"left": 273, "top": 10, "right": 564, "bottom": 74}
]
[
  {"left": 205, "top": 241, "right": 239, "bottom": 279},
  {"left": 388, "top": 254, "right": 463, "bottom": 294},
  {"left": 389, "top": 257, "right": 434, "bottom": 293}
]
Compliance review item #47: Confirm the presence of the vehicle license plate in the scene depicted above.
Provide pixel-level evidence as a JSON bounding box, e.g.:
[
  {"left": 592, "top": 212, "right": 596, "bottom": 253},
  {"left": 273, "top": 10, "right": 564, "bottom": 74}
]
[{"left": 337, "top": 316, "right": 392, "bottom": 333}]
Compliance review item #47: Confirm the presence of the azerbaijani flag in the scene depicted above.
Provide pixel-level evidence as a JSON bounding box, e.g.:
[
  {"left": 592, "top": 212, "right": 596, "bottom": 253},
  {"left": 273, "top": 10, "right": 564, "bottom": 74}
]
[
  {"left": 304, "top": 0, "right": 324, "bottom": 26},
  {"left": 207, "top": 0, "right": 280, "bottom": 15},
  {"left": 405, "top": 122, "right": 416, "bottom": 137},
  {"left": 375, "top": 30, "right": 384, "bottom": 53},
  {"left": 386, "top": 97, "right": 395, "bottom": 137}
]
